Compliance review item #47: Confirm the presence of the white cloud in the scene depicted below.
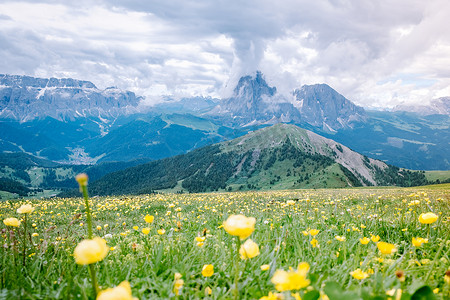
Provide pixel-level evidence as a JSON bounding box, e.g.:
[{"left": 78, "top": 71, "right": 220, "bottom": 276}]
[{"left": 0, "top": 0, "right": 449, "bottom": 108}]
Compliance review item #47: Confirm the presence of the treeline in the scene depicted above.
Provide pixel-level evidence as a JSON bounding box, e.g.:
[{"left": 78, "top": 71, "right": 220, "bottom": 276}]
[
  {"left": 0, "top": 178, "right": 32, "bottom": 197},
  {"left": 67, "top": 145, "right": 227, "bottom": 196},
  {"left": 0, "top": 152, "right": 59, "bottom": 169},
  {"left": 374, "top": 165, "right": 428, "bottom": 187}
]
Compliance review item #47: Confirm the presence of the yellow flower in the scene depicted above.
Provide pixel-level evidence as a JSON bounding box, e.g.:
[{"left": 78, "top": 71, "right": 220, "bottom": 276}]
[
  {"left": 239, "top": 239, "right": 260, "bottom": 259},
  {"left": 157, "top": 229, "right": 165, "bottom": 235},
  {"left": 271, "top": 262, "right": 310, "bottom": 292},
  {"left": 292, "top": 292, "right": 302, "bottom": 300},
  {"left": 371, "top": 235, "right": 380, "bottom": 242},
  {"left": 359, "top": 237, "right": 370, "bottom": 245},
  {"left": 260, "top": 291, "right": 284, "bottom": 300},
  {"left": 142, "top": 228, "right": 150, "bottom": 235},
  {"left": 310, "top": 238, "right": 319, "bottom": 248},
  {"left": 395, "top": 270, "right": 405, "bottom": 282},
  {"left": 173, "top": 273, "right": 184, "bottom": 296},
  {"left": 418, "top": 212, "right": 438, "bottom": 224},
  {"left": 309, "top": 229, "right": 320, "bottom": 236},
  {"left": 261, "top": 264, "right": 270, "bottom": 271},
  {"left": 350, "top": 269, "right": 369, "bottom": 280},
  {"left": 205, "top": 286, "right": 212, "bottom": 295},
  {"left": 96, "top": 225, "right": 102, "bottom": 230},
  {"left": 74, "top": 237, "right": 109, "bottom": 265},
  {"left": 386, "top": 288, "right": 402, "bottom": 300},
  {"left": 32, "top": 233, "right": 39, "bottom": 237},
  {"left": 202, "top": 264, "right": 214, "bottom": 277},
  {"left": 195, "top": 236, "right": 206, "bottom": 242},
  {"left": 17, "top": 204, "right": 34, "bottom": 214},
  {"left": 335, "top": 236, "right": 346, "bottom": 242},
  {"left": 97, "top": 281, "right": 137, "bottom": 300},
  {"left": 377, "top": 241, "right": 397, "bottom": 255},
  {"left": 75, "top": 173, "right": 88, "bottom": 190},
  {"left": 223, "top": 214, "right": 256, "bottom": 240},
  {"left": 445, "top": 270, "right": 450, "bottom": 284},
  {"left": 133, "top": 226, "right": 139, "bottom": 230},
  {"left": 3, "top": 217, "right": 21, "bottom": 227},
  {"left": 144, "top": 215, "right": 154, "bottom": 223},
  {"left": 412, "top": 237, "right": 428, "bottom": 247}
]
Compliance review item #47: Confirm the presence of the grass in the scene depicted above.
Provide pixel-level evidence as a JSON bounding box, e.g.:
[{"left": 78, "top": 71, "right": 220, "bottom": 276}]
[
  {"left": 424, "top": 171, "right": 450, "bottom": 182},
  {"left": 0, "top": 185, "right": 449, "bottom": 299}
]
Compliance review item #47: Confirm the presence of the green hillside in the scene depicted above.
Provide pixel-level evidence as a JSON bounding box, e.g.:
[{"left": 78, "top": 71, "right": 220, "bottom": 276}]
[
  {"left": 424, "top": 170, "right": 450, "bottom": 183},
  {"left": 78, "top": 124, "right": 429, "bottom": 196}
]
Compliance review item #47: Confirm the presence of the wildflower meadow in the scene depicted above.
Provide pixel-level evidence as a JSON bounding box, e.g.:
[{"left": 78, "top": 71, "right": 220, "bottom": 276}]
[{"left": 1, "top": 176, "right": 449, "bottom": 299}]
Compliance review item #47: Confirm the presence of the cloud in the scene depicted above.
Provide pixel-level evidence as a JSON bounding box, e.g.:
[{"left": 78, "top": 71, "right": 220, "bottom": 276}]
[{"left": 0, "top": 0, "right": 449, "bottom": 108}]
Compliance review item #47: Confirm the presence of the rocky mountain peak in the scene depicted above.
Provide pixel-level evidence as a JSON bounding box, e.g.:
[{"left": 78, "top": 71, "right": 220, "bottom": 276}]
[
  {"left": 293, "top": 83, "right": 366, "bottom": 131},
  {"left": 208, "top": 71, "right": 287, "bottom": 125},
  {"left": 233, "top": 71, "right": 276, "bottom": 99}
]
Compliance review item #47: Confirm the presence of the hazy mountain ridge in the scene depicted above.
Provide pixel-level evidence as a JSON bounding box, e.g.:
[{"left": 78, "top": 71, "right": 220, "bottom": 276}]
[
  {"left": 0, "top": 74, "right": 142, "bottom": 122},
  {"left": 394, "top": 97, "right": 450, "bottom": 116}
]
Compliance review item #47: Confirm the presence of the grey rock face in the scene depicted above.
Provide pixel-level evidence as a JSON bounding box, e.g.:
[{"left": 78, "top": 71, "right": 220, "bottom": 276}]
[
  {"left": 0, "top": 74, "right": 142, "bottom": 122},
  {"left": 209, "top": 71, "right": 366, "bottom": 131},
  {"left": 293, "top": 84, "right": 367, "bottom": 131}
]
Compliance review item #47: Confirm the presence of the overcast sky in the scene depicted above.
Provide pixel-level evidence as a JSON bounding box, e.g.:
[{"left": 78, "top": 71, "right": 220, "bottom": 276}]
[{"left": 1, "top": 0, "right": 449, "bottom": 109}]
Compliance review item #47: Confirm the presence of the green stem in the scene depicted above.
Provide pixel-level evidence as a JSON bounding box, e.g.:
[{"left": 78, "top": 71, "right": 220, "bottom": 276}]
[
  {"left": 234, "top": 237, "right": 241, "bottom": 300},
  {"left": 88, "top": 263, "right": 99, "bottom": 298},
  {"left": 22, "top": 214, "right": 27, "bottom": 267},
  {"left": 424, "top": 231, "right": 449, "bottom": 283},
  {"left": 80, "top": 181, "right": 98, "bottom": 297},
  {"left": 81, "top": 185, "right": 93, "bottom": 239}
]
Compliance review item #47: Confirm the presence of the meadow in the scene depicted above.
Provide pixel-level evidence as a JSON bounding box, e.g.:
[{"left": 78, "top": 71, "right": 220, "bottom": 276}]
[{"left": 1, "top": 181, "right": 449, "bottom": 299}]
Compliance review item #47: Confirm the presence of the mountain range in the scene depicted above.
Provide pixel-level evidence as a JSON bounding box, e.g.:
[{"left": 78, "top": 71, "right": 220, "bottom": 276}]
[
  {"left": 0, "top": 72, "right": 449, "bottom": 173},
  {"left": 394, "top": 97, "right": 450, "bottom": 115}
]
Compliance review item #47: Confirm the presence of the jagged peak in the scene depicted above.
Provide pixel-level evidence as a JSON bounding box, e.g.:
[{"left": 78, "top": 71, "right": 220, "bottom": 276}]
[{"left": 233, "top": 71, "right": 276, "bottom": 98}]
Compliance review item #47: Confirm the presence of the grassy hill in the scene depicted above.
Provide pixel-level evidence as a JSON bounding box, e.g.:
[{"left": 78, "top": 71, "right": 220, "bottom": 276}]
[
  {"left": 424, "top": 170, "right": 450, "bottom": 184},
  {"left": 78, "top": 124, "right": 430, "bottom": 196}
]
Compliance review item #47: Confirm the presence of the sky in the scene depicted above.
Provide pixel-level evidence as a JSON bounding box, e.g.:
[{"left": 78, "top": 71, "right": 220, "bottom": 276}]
[{"left": 1, "top": 0, "right": 450, "bottom": 109}]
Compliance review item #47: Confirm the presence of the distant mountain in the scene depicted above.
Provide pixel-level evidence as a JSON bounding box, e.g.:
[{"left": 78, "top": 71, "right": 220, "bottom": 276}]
[
  {"left": 394, "top": 97, "right": 450, "bottom": 116},
  {"left": 293, "top": 84, "right": 367, "bottom": 131},
  {"left": 207, "top": 71, "right": 366, "bottom": 131},
  {"left": 152, "top": 96, "right": 219, "bottom": 113},
  {"left": 0, "top": 74, "right": 141, "bottom": 122},
  {"left": 208, "top": 71, "right": 301, "bottom": 125},
  {"left": 326, "top": 111, "right": 450, "bottom": 170},
  {"left": 81, "top": 124, "right": 430, "bottom": 196}
]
